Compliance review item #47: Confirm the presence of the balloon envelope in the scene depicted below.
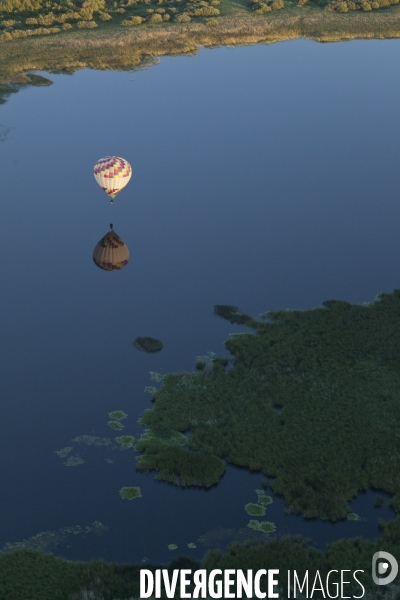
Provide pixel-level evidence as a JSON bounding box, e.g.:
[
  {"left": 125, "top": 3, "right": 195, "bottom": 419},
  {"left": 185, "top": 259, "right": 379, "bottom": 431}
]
[
  {"left": 93, "top": 156, "right": 132, "bottom": 200},
  {"left": 93, "top": 229, "right": 130, "bottom": 271}
]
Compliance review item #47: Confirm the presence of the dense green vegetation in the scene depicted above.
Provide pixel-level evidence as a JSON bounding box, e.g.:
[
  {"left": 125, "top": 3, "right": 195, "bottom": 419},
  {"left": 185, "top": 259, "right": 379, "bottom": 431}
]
[
  {"left": 203, "top": 531, "right": 400, "bottom": 596},
  {"left": 134, "top": 415, "right": 226, "bottom": 486},
  {"left": 2, "top": 530, "right": 400, "bottom": 598},
  {"left": 133, "top": 336, "right": 163, "bottom": 353},
  {"left": 135, "top": 291, "right": 400, "bottom": 521},
  {"left": 0, "top": 548, "right": 147, "bottom": 599}
]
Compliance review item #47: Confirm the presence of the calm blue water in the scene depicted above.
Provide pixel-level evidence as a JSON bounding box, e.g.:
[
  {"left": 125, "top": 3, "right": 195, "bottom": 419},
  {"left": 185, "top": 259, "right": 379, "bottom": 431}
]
[{"left": 0, "top": 38, "right": 400, "bottom": 564}]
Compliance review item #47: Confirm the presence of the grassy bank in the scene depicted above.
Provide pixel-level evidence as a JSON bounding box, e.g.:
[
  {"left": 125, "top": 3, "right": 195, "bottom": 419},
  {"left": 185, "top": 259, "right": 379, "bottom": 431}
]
[{"left": 1, "top": 2, "right": 400, "bottom": 90}]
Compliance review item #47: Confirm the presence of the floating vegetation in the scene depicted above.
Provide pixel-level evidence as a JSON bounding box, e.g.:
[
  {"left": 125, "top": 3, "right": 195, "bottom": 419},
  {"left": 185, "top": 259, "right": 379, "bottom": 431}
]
[
  {"left": 107, "top": 421, "right": 124, "bottom": 431},
  {"left": 256, "top": 490, "right": 273, "bottom": 506},
  {"left": 119, "top": 486, "right": 142, "bottom": 500},
  {"left": 245, "top": 503, "right": 266, "bottom": 516},
  {"left": 105, "top": 457, "right": 114, "bottom": 464},
  {"left": 108, "top": 411, "right": 128, "bottom": 421},
  {"left": 374, "top": 496, "right": 384, "bottom": 508},
  {"left": 144, "top": 386, "right": 157, "bottom": 395},
  {"left": 115, "top": 435, "right": 135, "bottom": 449},
  {"left": 0, "top": 521, "right": 108, "bottom": 555},
  {"left": 70, "top": 435, "right": 111, "bottom": 447},
  {"left": 150, "top": 372, "right": 164, "bottom": 383},
  {"left": 168, "top": 544, "right": 178, "bottom": 550},
  {"left": 347, "top": 512, "right": 361, "bottom": 521},
  {"left": 133, "top": 336, "right": 163, "bottom": 353},
  {"left": 257, "top": 522, "right": 277, "bottom": 534},
  {"left": 187, "top": 542, "right": 196, "bottom": 549},
  {"left": 54, "top": 446, "right": 73, "bottom": 458},
  {"left": 258, "top": 495, "right": 273, "bottom": 505},
  {"left": 247, "top": 520, "right": 276, "bottom": 534},
  {"left": 64, "top": 455, "right": 84, "bottom": 467},
  {"left": 136, "top": 291, "right": 400, "bottom": 520}
]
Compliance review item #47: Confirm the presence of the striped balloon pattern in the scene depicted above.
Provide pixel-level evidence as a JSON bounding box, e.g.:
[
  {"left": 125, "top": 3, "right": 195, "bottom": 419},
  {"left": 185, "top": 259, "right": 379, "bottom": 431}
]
[
  {"left": 93, "top": 156, "right": 132, "bottom": 200},
  {"left": 93, "top": 229, "right": 130, "bottom": 271}
]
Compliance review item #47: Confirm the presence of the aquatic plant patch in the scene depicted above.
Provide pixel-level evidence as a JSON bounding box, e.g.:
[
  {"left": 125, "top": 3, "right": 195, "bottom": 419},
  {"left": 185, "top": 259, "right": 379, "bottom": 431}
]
[
  {"left": 108, "top": 420, "right": 124, "bottom": 430},
  {"left": 108, "top": 410, "right": 128, "bottom": 420},
  {"left": 119, "top": 486, "right": 142, "bottom": 499},
  {"left": 245, "top": 503, "right": 266, "bottom": 516},
  {"left": 136, "top": 291, "right": 400, "bottom": 520},
  {"left": 247, "top": 519, "right": 276, "bottom": 534},
  {"left": 115, "top": 435, "right": 135, "bottom": 449},
  {"left": 256, "top": 491, "right": 273, "bottom": 506},
  {"left": 64, "top": 454, "right": 84, "bottom": 467}
]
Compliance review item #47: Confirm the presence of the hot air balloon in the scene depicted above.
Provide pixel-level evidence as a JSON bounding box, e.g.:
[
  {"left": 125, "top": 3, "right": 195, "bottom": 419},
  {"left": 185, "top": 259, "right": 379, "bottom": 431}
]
[
  {"left": 93, "top": 225, "right": 130, "bottom": 271},
  {"left": 93, "top": 156, "right": 132, "bottom": 203}
]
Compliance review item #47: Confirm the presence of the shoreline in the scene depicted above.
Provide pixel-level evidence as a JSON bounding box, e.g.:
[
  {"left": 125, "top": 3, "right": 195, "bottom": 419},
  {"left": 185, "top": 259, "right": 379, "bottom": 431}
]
[{"left": 1, "top": 5, "right": 400, "bottom": 86}]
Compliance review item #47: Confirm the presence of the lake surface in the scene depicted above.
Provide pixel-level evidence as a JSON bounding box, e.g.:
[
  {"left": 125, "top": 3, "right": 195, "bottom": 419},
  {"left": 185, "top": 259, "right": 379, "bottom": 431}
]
[{"left": 0, "top": 38, "right": 400, "bottom": 565}]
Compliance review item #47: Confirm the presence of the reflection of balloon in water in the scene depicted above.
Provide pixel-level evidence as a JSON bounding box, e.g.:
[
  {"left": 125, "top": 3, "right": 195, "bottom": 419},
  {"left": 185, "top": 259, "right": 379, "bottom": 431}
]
[
  {"left": 93, "top": 225, "right": 129, "bottom": 271},
  {"left": 93, "top": 156, "right": 132, "bottom": 203}
]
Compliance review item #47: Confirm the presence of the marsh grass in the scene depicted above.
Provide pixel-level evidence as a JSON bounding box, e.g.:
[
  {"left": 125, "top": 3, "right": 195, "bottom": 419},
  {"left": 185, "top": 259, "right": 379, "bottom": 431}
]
[{"left": 1, "top": 5, "right": 400, "bottom": 88}]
